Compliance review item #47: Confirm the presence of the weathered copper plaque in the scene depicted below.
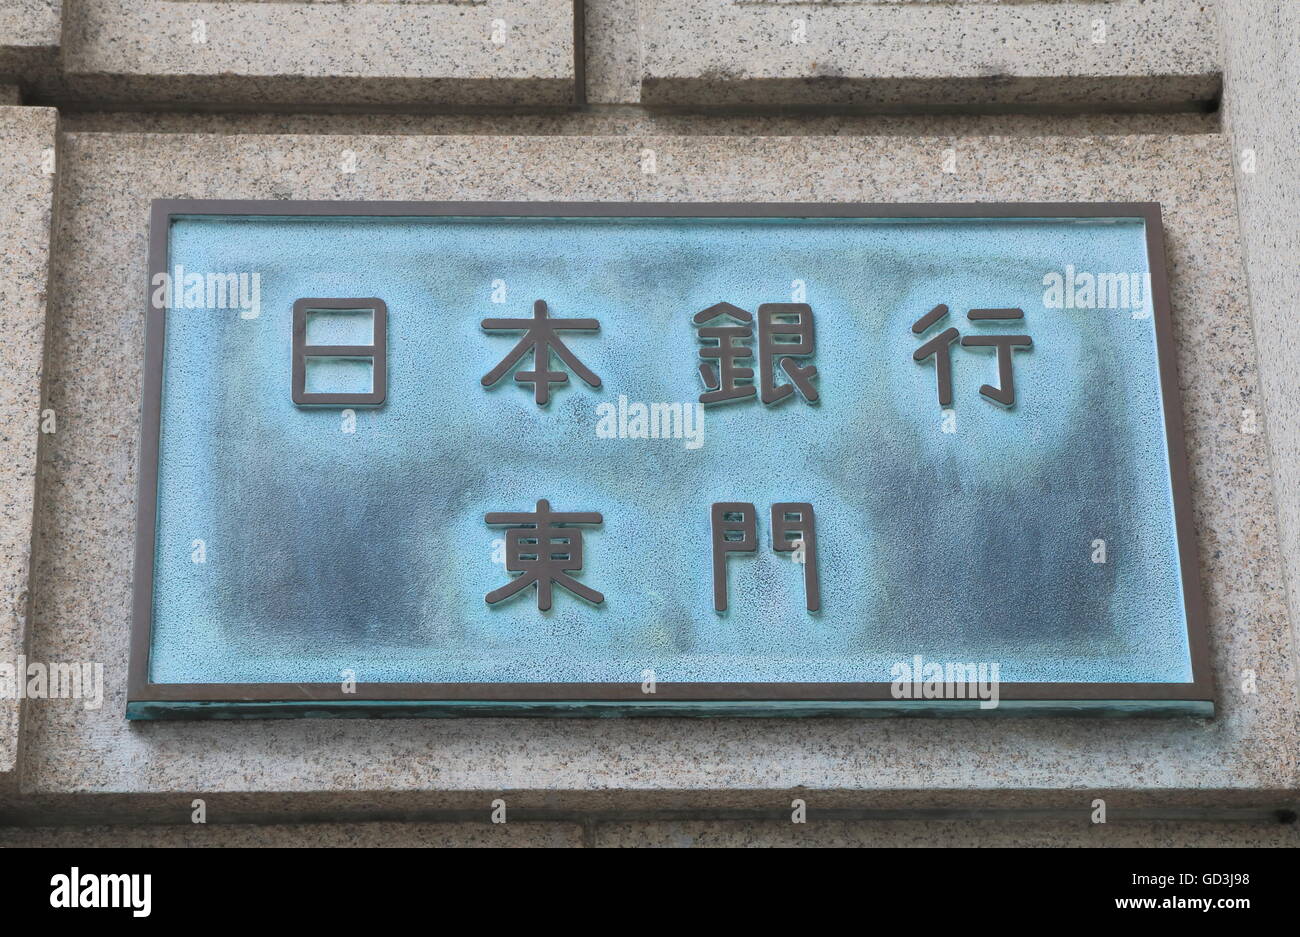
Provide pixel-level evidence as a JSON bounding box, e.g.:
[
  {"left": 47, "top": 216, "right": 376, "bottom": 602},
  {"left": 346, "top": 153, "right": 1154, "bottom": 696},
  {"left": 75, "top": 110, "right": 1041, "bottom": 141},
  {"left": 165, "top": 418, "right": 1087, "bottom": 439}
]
[{"left": 129, "top": 201, "right": 1210, "bottom": 717}]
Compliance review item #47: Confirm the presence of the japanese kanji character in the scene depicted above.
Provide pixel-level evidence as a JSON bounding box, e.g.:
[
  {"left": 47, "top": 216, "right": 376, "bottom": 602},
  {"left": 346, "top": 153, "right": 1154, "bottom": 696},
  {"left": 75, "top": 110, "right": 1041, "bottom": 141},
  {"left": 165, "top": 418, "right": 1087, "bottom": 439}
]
[
  {"left": 912, "top": 305, "right": 1033, "bottom": 408},
  {"left": 481, "top": 300, "right": 601, "bottom": 406},
  {"left": 961, "top": 308, "right": 1032, "bottom": 407},
  {"left": 484, "top": 499, "right": 604, "bottom": 610},
  {"left": 710, "top": 501, "right": 821, "bottom": 613},
  {"left": 911, "top": 303, "right": 960, "bottom": 407},
  {"left": 758, "top": 303, "right": 819, "bottom": 404},
  {"left": 771, "top": 502, "right": 820, "bottom": 612},
  {"left": 710, "top": 501, "right": 757, "bottom": 612},
  {"left": 694, "top": 302, "right": 756, "bottom": 407}
]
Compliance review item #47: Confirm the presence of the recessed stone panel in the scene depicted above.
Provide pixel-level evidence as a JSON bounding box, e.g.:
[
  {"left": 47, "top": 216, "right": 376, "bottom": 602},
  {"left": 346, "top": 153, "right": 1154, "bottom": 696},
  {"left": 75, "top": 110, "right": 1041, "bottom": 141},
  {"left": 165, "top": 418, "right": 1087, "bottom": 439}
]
[
  {"left": 0, "top": 0, "right": 61, "bottom": 83},
  {"left": 0, "top": 106, "right": 58, "bottom": 781},
  {"left": 22, "top": 129, "right": 1294, "bottom": 802},
  {"left": 61, "top": 0, "right": 576, "bottom": 108},
  {"left": 639, "top": 0, "right": 1220, "bottom": 111}
]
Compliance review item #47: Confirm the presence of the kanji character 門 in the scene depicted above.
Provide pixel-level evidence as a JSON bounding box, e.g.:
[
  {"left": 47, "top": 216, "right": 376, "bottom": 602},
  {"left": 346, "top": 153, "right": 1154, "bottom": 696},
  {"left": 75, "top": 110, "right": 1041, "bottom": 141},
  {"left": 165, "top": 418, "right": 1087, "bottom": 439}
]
[{"left": 710, "top": 501, "right": 821, "bottom": 613}]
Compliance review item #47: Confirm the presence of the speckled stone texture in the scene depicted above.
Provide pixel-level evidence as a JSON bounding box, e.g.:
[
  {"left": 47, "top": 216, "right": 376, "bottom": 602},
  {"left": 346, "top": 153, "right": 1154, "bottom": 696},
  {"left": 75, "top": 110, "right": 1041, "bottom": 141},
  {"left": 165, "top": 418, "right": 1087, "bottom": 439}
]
[
  {"left": 0, "top": 107, "right": 58, "bottom": 781},
  {"left": 19, "top": 129, "right": 1296, "bottom": 807},
  {"left": 639, "top": 0, "right": 1221, "bottom": 111},
  {"left": 60, "top": 0, "right": 575, "bottom": 108},
  {"left": 0, "top": 0, "right": 60, "bottom": 83},
  {"left": 1218, "top": 1, "right": 1300, "bottom": 714},
  {"left": 590, "top": 818, "right": 1300, "bottom": 848},
  {"left": 586, "top": 0, "right": 641, "bottom": 105},
  {"left": 0, "top": 821, "right": 584, "bottom": 847},
  {"left": 55, "top": 109, "right": 1222, "bottom": 138},
  {"left": 0, "top": 818, "right": 1296, "bottom": 847}
]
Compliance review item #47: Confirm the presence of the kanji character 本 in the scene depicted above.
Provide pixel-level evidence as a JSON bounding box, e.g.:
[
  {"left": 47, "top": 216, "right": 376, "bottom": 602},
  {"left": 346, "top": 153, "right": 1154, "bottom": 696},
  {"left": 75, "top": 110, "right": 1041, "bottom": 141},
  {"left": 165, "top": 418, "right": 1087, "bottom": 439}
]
[
  {"left": 694, "top": 302, "right": 756, "bottom": 407},
  {"left": 758, "top": 304, "right": 819, "bottom": 405},
  {"left": 484, "top": 500, "right": 604, "bottom": 610},
  {"left": 481, "top": 299, "right": 601, "bottom": 406}
]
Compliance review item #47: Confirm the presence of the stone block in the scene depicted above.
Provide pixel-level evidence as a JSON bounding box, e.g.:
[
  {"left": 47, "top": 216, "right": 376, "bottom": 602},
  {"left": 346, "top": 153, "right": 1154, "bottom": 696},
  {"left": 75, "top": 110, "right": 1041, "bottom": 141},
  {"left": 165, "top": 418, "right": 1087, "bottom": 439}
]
[
  {"left": 0, "top": 106, "right": 58, "bottom": 781},
  {"left": 19, "top": 128, "right": 1295, "bottom": 808},
  {"left": 639, "top": 0, "right": 1221, "bottom": 111},
  {"left": 60, "top": 0, "right": 576, "bottom": 109},
  {"left": 1218, "top": 0, "right": 1300, "bottom": 696},
  {"left": 0, "top": 0, "right": 60, "bottom": 84}
]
